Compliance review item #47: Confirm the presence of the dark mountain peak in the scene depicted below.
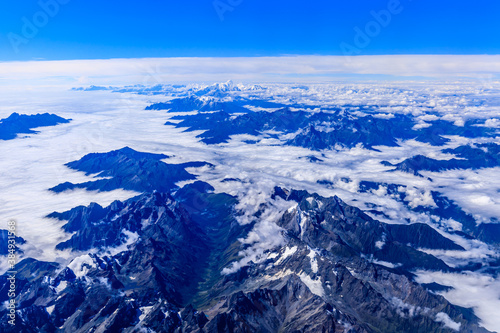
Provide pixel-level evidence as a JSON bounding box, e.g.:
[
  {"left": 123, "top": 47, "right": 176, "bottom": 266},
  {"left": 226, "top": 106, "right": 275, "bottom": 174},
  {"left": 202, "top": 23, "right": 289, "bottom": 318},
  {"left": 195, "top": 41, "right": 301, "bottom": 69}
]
[
  {"left": 65, "top": 147, "right": 169, "bottom": 175},
  {"left": 302, "top": 124, "right": 322, "bottom": 138},
  {"left": 4, "top": 112, "right": 20, "bottom": 119},
  {"left": 49, "top": 148, "right": 209, "bottom": 194},
  {"left": 0, "top": 229, "right": 25, "bottom": 255},
  {"left": 0, "top": 112, "right": 70, "bottom": 140}
]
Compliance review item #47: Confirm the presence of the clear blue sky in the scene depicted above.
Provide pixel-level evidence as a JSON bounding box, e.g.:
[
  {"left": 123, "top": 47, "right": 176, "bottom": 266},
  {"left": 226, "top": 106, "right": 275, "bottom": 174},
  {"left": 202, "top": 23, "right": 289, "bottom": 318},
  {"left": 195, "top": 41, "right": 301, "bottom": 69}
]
[{"left": 0, "top": 0, "right": 499, "bottom": 61}]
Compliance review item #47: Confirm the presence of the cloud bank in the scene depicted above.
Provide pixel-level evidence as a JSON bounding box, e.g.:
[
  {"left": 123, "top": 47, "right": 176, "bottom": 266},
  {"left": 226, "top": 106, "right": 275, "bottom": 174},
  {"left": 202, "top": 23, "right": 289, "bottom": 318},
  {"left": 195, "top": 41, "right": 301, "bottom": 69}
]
[{"left": 1, "top": 55, "right": 500, "bottom": 86}]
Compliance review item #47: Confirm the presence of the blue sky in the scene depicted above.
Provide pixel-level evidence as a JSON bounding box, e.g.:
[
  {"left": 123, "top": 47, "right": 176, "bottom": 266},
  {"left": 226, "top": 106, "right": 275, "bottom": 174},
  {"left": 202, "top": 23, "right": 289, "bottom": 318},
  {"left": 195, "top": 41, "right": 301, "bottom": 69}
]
[{"left": 0, "top": 0, "right": 499, "bottom": 61}]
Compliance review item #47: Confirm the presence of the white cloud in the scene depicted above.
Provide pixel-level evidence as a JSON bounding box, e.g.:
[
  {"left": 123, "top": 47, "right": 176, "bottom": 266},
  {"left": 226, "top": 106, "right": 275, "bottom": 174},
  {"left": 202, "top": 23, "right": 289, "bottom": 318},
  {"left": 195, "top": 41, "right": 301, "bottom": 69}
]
[
  {"left": 400, "top": 186, "right": 437, "bottom": 209},
  {"left": 1, "top": 81, "right": 497, "bottom": 273},
  {"left": 483, "top": 118, "right": 500, "bottom": 128},
  {"left": 1, "top": 55, "right": 500, "bottom": 88},
  {"left": 389, "top": 297, "right": 426, "bottom": 318},
  {"left": 222, "top": 196, "right": 293, "bottom": 275},
  {"left": 412, "top": 121, "right": 432, "bottom": 130},
  {"left": 375, "top": 233, "right": 387, "bottom": 249},
  {"left": 435, "top": 312, "right": 461, "bottom": 331},
  {"left": 421, "top": 168, "right": 500, "bottom": 223},
  {"left": 371, "top": 260, "right": 402, "bottom": 269},
  {"left": 415, "top": 271, "right": 500, "bottom": 332}
]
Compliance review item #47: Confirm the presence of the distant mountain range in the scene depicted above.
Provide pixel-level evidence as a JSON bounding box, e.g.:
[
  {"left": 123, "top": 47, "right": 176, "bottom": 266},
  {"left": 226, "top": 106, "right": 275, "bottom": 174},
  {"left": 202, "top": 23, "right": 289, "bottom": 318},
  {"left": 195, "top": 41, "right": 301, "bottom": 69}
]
[{"left": 157, "top": 99, "right": 496, "bottom": 150}]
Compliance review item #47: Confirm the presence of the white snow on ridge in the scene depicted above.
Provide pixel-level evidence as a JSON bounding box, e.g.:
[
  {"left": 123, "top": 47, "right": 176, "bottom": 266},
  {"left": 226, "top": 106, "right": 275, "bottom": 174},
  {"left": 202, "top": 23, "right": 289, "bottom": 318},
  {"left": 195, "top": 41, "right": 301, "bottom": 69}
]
[
  {"left": 55, "top": 281, "right": 67, "bottom": 293},
  {"left": 46, "top": 305, "right": 55, "bottom": 315},
  {"left": 307, "top": 248, "right": 319, "bottom": 273},
  {"left": 139, "top": 305, "right": 154, "bottom": 322},
  {"left": 263, "top": 269, "right": 325, "bottom": 297},
  {"left": 67, "top": 254, "right": 97, "bottom": 278},
  {"left": 282, "top": 246, "right": 298, "bottom": 258},
  {"left": 274, "top": 246, "right": 298, "bottom": 266},
  {"left": 298, "top": 272, "right": 325, "bottom": 297}
]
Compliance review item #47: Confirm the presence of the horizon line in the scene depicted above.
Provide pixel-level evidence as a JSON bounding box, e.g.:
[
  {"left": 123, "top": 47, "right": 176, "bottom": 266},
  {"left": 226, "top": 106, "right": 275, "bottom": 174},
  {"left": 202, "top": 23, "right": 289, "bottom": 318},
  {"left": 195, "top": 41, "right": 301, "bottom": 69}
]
[
  {"left": 2, "top": 53, "right": 500, "bottom": 63},
  {"left": 1, "top": 55, "right": 499, "bottom": 86}
]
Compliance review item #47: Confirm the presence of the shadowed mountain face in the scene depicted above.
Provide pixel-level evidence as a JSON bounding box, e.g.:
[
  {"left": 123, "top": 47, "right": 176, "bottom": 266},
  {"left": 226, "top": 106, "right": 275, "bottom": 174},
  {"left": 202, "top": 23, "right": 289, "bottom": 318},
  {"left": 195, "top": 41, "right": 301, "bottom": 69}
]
[
  {"left": 382, "top": 143, "right": 500, "bottom": 176},
  {"left": 0, "top": 230, "right": 25, "bottom": 255},
  {"left": 165, "top": 109, "right": 421, "bottom": 148},
  {"left": 0, "top": 145, "right": 492, "bottom": 332},
  {"left": 49, "top": 147, "right": 210, "bottom": 194},
  {"left": 0, "top": 113, "right": 70, "bottom": 140},
  {"left": 159, "top": 105, "right": 496, "bottom": 150}
]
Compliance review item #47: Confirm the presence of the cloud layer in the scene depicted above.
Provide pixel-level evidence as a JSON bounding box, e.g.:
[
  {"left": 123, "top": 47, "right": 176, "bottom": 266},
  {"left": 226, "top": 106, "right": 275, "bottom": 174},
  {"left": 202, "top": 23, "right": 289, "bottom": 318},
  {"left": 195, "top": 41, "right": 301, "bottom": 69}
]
[{"left": 1, "top": 55, "right": 500, "bottom": 87}]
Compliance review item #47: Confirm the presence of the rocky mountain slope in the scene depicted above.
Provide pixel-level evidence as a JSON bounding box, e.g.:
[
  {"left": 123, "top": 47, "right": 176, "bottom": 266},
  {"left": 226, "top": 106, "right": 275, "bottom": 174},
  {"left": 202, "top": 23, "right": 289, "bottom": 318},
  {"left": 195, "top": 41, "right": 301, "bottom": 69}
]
[{"left": 0, "top": 148, "right": 493, "bottom": 333}]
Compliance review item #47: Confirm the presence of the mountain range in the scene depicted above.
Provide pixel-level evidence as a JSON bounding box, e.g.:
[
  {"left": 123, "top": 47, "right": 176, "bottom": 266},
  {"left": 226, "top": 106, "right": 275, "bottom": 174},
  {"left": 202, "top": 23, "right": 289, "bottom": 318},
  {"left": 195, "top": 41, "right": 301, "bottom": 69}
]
[
  {"left": 0, "top": 148, "right": 493, "bottom": 332},
  {"left": 1, "top": 81, "right": 499, "bottom": 332}
]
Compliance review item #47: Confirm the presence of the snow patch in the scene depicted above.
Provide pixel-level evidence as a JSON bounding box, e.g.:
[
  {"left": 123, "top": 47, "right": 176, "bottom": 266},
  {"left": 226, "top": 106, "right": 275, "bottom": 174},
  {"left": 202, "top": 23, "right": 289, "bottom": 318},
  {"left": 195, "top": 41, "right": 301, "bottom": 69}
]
[
  {"left": 274, "top": 246, "right": 298, "bottom": 266},
  {"left": 298, "top": 272, "right": 325, "bottom": 297},
  {"left": 67, "top": 254, "right": 97, "bottom": 278},
  {"left": 55, "top": 281, "right": 67, "bottom": 293},
  {"left": 105, "top": 230, "right": 140, "bottom": 256},
  {"left": 307, "top": 249, "right": 319, "bottom": 273},
  {"left": 46, "top": 305, "right": 55, "bottom": 315},
  {"left": 267, "top": 252, "right": 279, "bottom": 260},
  {"left": 139, "top": 306, "right": 154, "bottom": 322}
]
